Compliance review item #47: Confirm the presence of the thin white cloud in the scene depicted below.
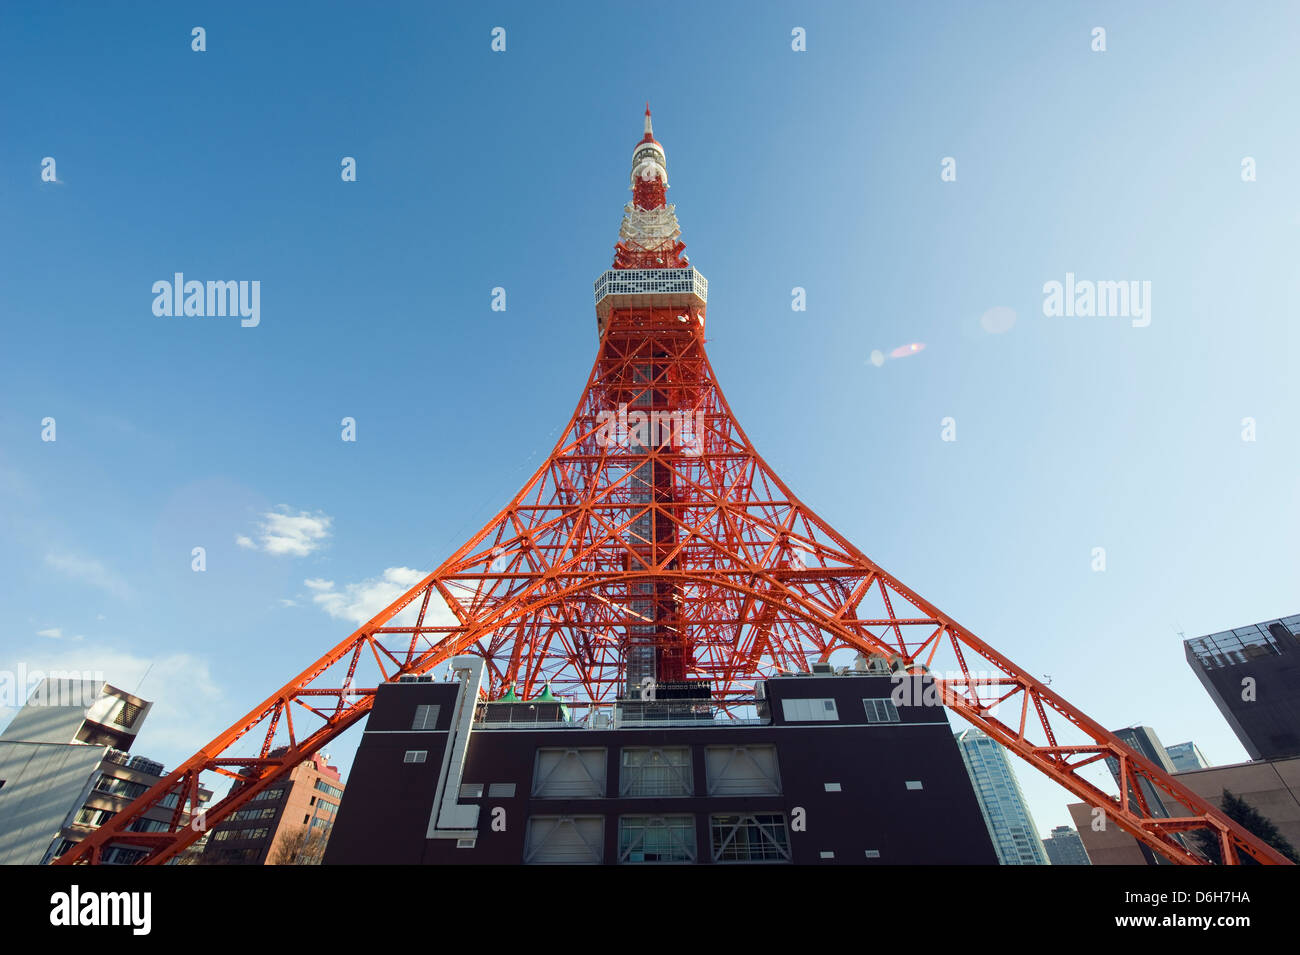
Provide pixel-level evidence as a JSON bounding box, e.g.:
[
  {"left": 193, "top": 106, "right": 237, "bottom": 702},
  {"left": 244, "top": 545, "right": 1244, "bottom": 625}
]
[
  {"left": 44, "top": 552, "right": 132, "bottom": 600},
  {"left": 305, "top": 567, "right": 454, "bottom": 628},
  {"left": 237, "top": 508, "right": 332, "bottom": 557},
  {"left": 36, "top": 628, "right": 62, "bottom": 639}
]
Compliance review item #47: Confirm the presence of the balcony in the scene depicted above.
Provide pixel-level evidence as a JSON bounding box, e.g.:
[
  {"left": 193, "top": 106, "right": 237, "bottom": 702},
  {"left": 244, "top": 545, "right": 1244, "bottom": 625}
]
[{"left": 473, "top": 698, "right": 769, "bottom": 731}]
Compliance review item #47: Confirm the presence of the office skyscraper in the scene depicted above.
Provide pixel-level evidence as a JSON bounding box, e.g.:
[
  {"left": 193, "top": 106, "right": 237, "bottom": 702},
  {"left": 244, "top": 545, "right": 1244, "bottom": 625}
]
[
  {"left": 1166, "top": 741, "right": 1210, "bottom": 772},
  {"left": 954, "top": 728, "right": 1050, "bottom": 865},
  {"left": 1042, "top": 825, "right": 1091, "bottom": 865}
]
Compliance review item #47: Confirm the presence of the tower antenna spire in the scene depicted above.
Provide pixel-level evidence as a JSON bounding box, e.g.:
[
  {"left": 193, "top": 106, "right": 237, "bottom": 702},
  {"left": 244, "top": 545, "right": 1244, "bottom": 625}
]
[{"left": 615, "top": 106, "right": 683, "bottom": 269}]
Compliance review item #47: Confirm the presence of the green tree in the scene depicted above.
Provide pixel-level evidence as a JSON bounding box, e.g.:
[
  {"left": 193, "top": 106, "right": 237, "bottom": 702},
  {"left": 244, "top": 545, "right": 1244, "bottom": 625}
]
[{"left": 1192, "top": 789, "right": 1299, "bottom": 864}]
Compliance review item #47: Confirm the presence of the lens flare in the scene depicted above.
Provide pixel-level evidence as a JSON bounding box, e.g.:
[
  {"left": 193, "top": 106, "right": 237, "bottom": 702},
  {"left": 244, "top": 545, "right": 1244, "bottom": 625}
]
[{"left": 889, "top": 342, "right": 925, "bottom": 359}]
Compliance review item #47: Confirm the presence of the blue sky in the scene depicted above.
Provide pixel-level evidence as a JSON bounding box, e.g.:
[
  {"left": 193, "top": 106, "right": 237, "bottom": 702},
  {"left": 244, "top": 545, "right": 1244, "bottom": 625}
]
[{"left": 2, "top": 1, "right": 1297, "bottom": 839}]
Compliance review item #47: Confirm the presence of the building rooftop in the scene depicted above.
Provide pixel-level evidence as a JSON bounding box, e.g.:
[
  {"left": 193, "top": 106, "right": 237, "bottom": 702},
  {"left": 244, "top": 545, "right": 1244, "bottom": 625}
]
[{"left": 1185, "top": 614, "right": 1300, "bottom": 669}]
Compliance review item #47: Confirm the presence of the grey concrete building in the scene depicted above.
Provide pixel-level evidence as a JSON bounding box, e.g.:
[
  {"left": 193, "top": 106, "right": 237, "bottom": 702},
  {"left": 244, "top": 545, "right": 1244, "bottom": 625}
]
[{"left": 0, "top": 677, "right": 207, "bottom": 864}]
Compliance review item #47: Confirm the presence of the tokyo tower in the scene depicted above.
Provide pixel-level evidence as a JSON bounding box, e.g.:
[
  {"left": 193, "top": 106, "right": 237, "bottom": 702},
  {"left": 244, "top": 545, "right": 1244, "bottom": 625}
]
[{"left": 59, "top": 108, "right": 1289, "bottom": 866}]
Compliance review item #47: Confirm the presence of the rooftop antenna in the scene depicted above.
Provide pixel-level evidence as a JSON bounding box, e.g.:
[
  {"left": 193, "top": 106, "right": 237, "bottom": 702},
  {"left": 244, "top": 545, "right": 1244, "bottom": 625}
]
[{"left": 134, "top": 662, "right": 155, "bottom": 697}]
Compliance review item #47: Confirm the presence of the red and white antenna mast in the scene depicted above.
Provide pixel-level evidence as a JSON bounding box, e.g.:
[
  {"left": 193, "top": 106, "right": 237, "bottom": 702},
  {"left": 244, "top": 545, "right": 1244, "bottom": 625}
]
[{"left": 613, "top": 104, "right": 687, "bottom": 269}]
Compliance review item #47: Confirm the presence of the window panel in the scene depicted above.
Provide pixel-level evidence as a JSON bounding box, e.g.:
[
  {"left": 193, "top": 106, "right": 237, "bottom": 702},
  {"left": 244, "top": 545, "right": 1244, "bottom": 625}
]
[
  {"left": 863, "top": 699, "right": 901, "bottom": 723},
  {"left": 618, "top": 815, "right": 696, "bottom": 863},
  {"left": 781, "top": 698, "right": 839, "bottom": 722},
  {"left": 710, "top": 813, "right": 791, "bottom": 863},
  {"left": 532, "top": 748, "right": 607, "bottom": 798},
  {"left": 704, "top": 745, "right": 781, "bottom": 795},
  {"left": 412, "top": 704, "right": 441, "bottom": 730},
  {"left": 524, "top": 815, "right": 604, "bottom": 864},
  {"left": 620, "top": 747, "right": 692, "bottom": 797}
]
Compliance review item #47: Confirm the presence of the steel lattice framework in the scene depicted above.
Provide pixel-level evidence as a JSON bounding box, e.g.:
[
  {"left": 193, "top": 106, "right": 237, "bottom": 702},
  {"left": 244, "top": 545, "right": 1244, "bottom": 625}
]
[{"left": 58, "top": 110, "right": 1290, "bottom": 867}]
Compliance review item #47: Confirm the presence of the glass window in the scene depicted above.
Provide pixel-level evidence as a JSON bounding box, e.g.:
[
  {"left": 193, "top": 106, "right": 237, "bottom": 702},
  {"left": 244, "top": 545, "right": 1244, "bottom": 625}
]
[
  {"left": 710, "top": 814, "right": 791, "bottom": 863},
  {"left": 618, "top": 815, "right": 696, "bottom": 863},
  {"left": 781, "top": 698, "right": 839, "bottom": 721},
  {"left": 620, "top": 747, "right": 692, "bottom": 797},
  {"left": 863, "top": 699, "right": 900, "bottom": 723},
  {"left": 412, "top": 704, "right": 440, "bottom": 730}
]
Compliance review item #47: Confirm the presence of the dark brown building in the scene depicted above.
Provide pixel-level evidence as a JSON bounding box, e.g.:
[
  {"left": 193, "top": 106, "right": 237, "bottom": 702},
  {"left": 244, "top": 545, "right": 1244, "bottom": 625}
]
[{"left": 323, "top": 657, "right": 997, "bottom": 865}]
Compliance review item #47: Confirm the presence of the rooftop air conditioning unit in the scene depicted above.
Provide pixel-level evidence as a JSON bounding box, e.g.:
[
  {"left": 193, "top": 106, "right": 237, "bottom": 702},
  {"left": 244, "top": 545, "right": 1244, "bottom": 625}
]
[{"left": 811, "top": 662, "right": 835, "bottom": 675}]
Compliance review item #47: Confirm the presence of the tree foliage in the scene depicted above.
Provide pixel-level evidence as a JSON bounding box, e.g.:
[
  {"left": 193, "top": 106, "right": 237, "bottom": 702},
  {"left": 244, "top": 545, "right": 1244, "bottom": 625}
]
[
  {"left": 1192, "top": 789, "right": 1299, "bottom": 865},
  {"left": 269, "top": 826, "right": 329, "bottom": 865}
]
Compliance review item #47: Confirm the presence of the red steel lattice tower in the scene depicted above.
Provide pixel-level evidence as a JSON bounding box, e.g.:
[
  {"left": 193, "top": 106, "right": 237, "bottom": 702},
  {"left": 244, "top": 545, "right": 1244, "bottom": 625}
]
[{"left": 59, "top": 109, "right": 1291, "bottom": 866}]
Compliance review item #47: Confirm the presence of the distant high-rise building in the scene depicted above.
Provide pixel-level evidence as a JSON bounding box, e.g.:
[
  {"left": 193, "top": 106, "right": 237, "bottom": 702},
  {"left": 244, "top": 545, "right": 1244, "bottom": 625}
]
[
  {"left": 1042, "top": 825, "right": 1091, "bottom": 865},
  {"left": 954, "top": 728, "right": 1050, "bottom": 865},
  {"left": 1103, "top": 725, "right": 1184, "bottom": 864},
  {"left": 0, "top": 677, "right": 208, "bottom": 864},
  {"left": 1185, "top": 614, "right": 1300, "bottom": 761},
  {"left": 1105, "top": 726, "right": 1177, "bottom": 812},
  {"left": 203, "top": 748, "right": 344, "bottom": 864},
  {"left": 1166, "top": 741, "right": 1210, "bottom": 772}
]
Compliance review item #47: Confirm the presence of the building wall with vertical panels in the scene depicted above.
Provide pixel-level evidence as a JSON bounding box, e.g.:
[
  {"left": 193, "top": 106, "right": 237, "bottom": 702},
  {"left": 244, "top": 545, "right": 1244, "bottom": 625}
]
[{"left": 0, "top": 741, "right": 106, "bottom": 864}]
